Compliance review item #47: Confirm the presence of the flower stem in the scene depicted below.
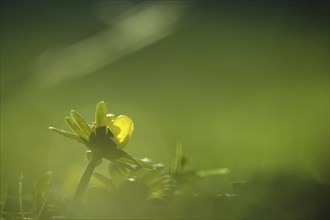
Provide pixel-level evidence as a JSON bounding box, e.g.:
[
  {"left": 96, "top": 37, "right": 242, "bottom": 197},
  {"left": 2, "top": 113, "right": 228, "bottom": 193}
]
[{"left": 71, "top": 154, "right": 100, "bottom": 211}]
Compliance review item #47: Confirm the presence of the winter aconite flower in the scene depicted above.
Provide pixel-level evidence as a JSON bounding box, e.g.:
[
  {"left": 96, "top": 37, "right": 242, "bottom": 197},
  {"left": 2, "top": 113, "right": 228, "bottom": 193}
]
[{"left": 49, "top": 101, "right": 139, "bottom": 166}]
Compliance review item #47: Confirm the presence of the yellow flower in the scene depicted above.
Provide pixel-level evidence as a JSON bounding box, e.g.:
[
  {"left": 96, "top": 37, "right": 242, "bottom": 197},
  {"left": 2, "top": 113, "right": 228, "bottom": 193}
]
[
  {"left": 103, "top": 114, "right": 134, "bottom": 149},
  {"left": 50, "top": 101, "right": 138, "bottom": 165}
]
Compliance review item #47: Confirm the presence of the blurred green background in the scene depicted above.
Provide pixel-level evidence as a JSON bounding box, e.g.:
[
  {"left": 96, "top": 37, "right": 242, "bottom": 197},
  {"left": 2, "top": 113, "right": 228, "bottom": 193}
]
[{"left": 1, "top": 0, "right": 329, "bottom": 196}]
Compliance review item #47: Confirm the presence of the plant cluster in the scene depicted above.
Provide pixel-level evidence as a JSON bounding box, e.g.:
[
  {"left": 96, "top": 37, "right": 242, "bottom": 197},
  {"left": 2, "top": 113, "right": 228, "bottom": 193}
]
[
  {"left": 3, "top": 102, "right": 327, "bottom": 219},
  {"left": 1, "top": 101, "right": 230, "bottom": 219}
]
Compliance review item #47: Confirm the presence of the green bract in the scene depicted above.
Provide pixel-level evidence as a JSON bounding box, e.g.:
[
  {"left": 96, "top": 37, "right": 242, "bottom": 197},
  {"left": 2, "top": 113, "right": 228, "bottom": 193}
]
[{"left": 49, "top": 101, "right": 139, "bottom": 167}]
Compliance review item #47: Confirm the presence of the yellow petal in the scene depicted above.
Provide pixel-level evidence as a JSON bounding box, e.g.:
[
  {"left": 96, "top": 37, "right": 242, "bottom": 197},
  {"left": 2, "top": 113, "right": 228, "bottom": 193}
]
[{"left": 110, "top": 115, "right": 134, "bottom": 149}]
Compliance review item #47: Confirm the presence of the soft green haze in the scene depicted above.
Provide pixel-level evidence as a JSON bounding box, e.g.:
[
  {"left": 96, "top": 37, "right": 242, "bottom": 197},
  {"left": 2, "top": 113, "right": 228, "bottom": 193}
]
[{"left": 1, "top": 1, "right": 329, "bottom": 217}]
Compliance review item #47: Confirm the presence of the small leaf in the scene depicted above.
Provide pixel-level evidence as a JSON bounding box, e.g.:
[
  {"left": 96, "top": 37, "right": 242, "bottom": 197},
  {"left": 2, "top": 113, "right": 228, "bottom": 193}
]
[
  {"left": 108, "top": 163, "right": 127, "bottom": 188},
  {"left": 136, "top": 158, "right": 156, "bottom": 170},
  {"left": 116, "top": 151, "right": 142, "bottom": 168},
  {"left": 70, "top": 110, "right": 93, "bottom": 138},
  {"left": 65, "top": 117, "right": 89, "bottom": 141},
  {"left": 49, "top": 127, "right": 86, "bottom": 144},
  {"left": 149, "top": 175, "right": 174, "bottom": 192},
  {"left": 136, "top": 165, "right": 165, "bottom": 185},
  {"left": 92, "top": 172, "right": 117, "bottom": 193}
]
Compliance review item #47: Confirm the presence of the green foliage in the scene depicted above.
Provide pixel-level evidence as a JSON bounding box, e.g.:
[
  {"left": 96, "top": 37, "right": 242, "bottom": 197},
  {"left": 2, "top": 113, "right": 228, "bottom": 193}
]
[
  {"left": 1, "top": 104, "right": 232, "bottom": 219},
  {"left": 1, "top": 101, "right": 328, "bottom": 219}
]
